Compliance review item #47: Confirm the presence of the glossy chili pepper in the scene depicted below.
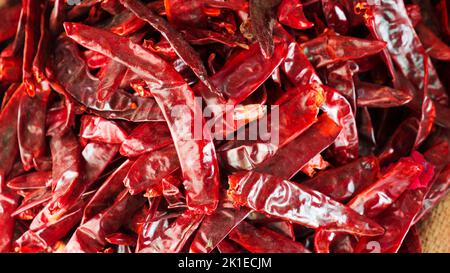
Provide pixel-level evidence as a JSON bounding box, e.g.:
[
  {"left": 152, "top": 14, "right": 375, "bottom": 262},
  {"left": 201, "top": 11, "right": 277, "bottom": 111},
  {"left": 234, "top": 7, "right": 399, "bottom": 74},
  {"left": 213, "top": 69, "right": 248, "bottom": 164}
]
[
  {"left": 228, "top": 171, "right": 384, "bottom": 236},
  {"left": 277, "top": 0, "right": 313, "bottom": 30},
  {"left": 120, "top": 122, "right": 172, "bottom": 158},
  {"left": 123, "top": 145, "right": 180, "bottom": 195}
]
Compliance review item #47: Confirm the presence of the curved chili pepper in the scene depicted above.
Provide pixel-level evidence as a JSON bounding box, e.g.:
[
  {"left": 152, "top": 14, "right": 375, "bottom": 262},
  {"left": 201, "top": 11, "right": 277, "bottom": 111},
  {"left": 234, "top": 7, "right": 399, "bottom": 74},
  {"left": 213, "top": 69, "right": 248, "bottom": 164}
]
[
  {"left": 228, "top": 171, "right": 384, "bottom": 236},
  {"left": 356, "top": 81, "right": 413, "bottom": 108},
  {"left": 300, "top": 31, "right": 386, "bottom": 68}
]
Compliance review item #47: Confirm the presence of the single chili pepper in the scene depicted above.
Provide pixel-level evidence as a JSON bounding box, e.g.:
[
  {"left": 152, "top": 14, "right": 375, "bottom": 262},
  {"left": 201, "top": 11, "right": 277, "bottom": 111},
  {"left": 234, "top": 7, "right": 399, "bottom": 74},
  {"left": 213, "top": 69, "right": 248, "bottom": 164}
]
[
  {"left": 356, "top": 81, "right": 413, "bottom": 108},
  {"left": 123, "top": 145, "right": 180, "bottom": 195},
  {"left": 346, "top": 156, "right": 427, "bottom": 218},
  {"left": 7, "top": 171, "right": 52, "bottom": 191},
  {"left": 277, "top": 0, "right": 313, "bottom": 30},
  {"left": 321, "top": 85, "right": 359, "bottom": 165},
  {"left": 229, "top": 220, "right": 310, "bottom": 253},
  {"left": 119, "top": 122, "right": 172, "bottom": 158},
  {"left": 22, "top": 0, "right": 42, "bottom": 96},
  {"left": 64, "top": 22, "right": 221, "bottom": 214},
  {"left": 300, "top": 31, "right": 386, "bottom": 69},
  {"left": 195, "top": 36, "right": 288, "bottom": 106},
  {"left": 254, "top": 114, "right": 341, "bottom": 179},
  {"left": 228, "top": 171, "right": 384, "bottom": 236},
  {"left": 367, "top": 0, "right": 448, "bottom": 105}
]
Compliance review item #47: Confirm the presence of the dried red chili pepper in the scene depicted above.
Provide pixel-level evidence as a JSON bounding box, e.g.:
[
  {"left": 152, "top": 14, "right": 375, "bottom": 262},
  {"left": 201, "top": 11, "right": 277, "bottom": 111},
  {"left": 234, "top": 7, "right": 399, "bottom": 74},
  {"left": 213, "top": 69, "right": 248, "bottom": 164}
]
[
  {"left": 228, "top": 171, "right": 384, "bottom": 236},
  {"left": 0, "top": 0, "right": 449, "bottom": 254}
]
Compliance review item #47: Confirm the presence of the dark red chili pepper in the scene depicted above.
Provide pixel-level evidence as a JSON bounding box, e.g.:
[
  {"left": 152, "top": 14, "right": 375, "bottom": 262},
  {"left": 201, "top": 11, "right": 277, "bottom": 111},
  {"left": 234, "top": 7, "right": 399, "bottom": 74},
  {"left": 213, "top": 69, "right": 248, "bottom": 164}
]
[
  {"left": 123, "top": 145, "right": 180, "bottom": 195},
  {"left": 277, "top": 0, "right": 313, "bottom": 30}
]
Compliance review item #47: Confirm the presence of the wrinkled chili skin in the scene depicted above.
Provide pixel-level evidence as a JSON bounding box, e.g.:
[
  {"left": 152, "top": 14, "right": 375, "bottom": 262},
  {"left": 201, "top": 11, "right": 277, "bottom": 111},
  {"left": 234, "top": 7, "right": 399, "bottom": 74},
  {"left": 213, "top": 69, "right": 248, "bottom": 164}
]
[
  {"left": 228, "top": 171, "right": 384, "bottom": 236},
  {"left": 1, "top": 0, "right": 449, "bottom": 254}
]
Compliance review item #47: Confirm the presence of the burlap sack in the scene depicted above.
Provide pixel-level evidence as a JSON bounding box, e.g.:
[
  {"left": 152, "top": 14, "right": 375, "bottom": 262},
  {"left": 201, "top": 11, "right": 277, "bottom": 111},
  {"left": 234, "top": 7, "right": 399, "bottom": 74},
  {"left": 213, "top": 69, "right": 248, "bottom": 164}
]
[{"left": 418, "top": 193, "right": 450, "bottom": 253}]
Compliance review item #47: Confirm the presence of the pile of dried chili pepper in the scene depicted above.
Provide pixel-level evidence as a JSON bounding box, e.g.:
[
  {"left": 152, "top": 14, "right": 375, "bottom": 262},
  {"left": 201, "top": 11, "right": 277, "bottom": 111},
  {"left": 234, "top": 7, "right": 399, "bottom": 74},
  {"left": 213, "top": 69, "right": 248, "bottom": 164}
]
[{"left": 0, "top": 0, "right": 449, "bottom": 253}]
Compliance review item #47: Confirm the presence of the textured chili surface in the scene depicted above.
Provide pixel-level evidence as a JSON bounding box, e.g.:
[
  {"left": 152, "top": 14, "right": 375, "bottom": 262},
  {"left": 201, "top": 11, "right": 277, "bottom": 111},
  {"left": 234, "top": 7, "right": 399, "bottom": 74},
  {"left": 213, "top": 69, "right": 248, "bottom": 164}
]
[{"left": 0, "top": 0, "right": 449, "bottom": 253}]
